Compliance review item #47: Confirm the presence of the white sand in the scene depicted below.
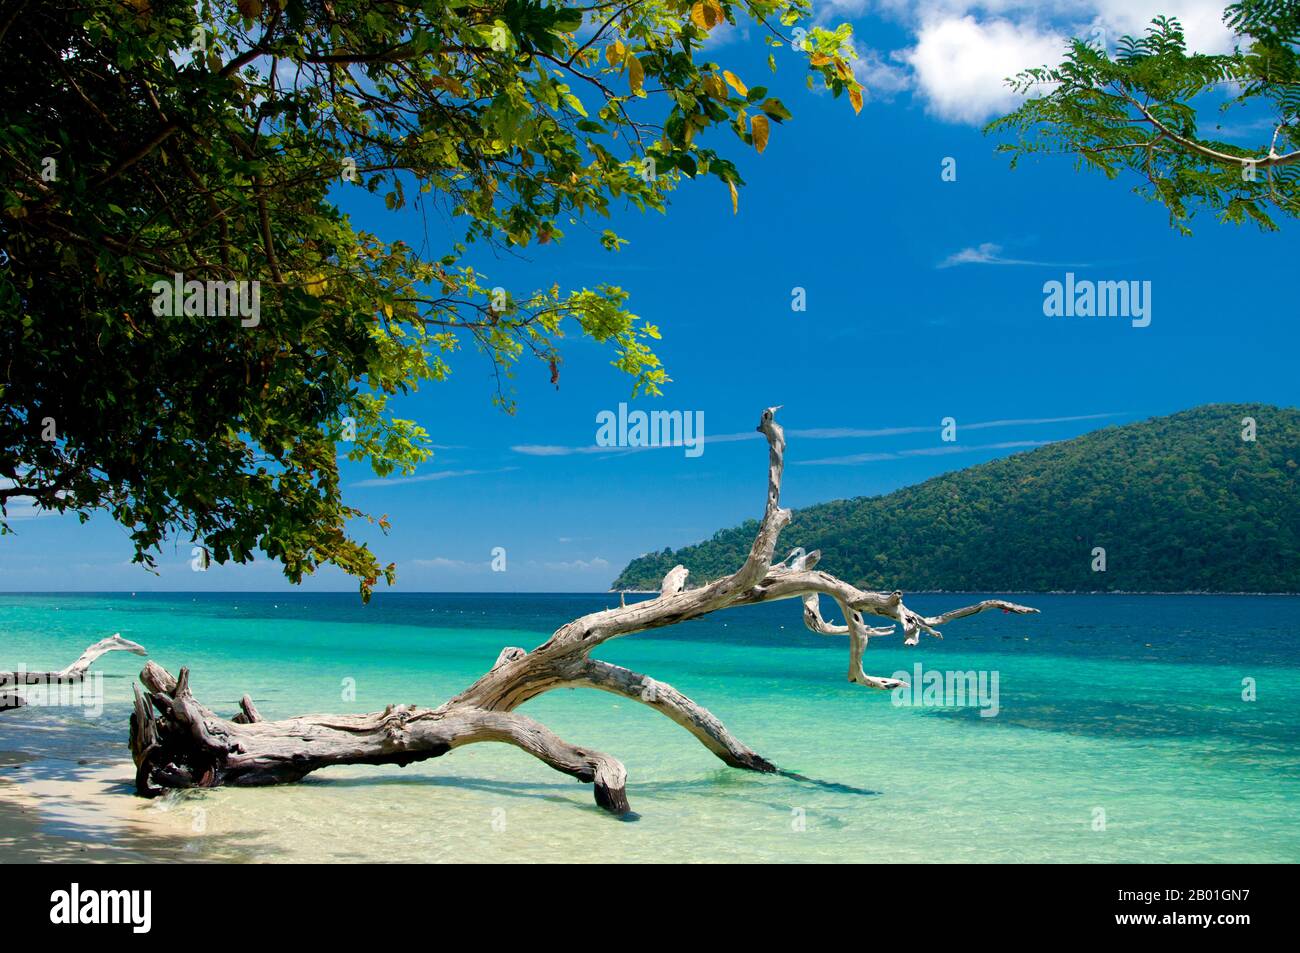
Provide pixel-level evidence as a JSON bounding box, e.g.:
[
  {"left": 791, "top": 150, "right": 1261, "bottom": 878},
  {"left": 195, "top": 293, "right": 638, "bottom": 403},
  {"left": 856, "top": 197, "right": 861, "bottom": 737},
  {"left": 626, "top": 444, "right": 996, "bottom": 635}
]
[{"left": 0, "top": 760, "right": 204, "bottom": 862}]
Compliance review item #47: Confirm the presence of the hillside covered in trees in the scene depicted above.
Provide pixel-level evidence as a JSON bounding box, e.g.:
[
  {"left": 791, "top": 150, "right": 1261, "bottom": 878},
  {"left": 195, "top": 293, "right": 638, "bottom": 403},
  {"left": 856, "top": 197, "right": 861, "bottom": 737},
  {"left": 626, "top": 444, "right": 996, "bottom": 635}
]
[{"left": 612, "top": 404, "right": 1300, "bottom": 593}]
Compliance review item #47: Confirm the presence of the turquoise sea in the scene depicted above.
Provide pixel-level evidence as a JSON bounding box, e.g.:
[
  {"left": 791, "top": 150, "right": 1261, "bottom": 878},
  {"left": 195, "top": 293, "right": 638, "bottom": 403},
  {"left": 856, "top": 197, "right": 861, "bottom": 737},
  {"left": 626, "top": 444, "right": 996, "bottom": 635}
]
[{"left": 1, "top": 592, "right": 1298, "bottom": 863}]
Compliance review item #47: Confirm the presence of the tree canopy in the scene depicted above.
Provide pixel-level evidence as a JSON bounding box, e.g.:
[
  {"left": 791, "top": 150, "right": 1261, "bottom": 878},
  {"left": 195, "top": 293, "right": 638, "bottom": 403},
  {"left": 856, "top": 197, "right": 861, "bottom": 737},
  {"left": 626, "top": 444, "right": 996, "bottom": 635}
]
[
  {"left": 0, "top": 0, "right": 863, "bottom": 596},
  {"left": 988, "top": 0, "right": 1300, "bottom": 233}
]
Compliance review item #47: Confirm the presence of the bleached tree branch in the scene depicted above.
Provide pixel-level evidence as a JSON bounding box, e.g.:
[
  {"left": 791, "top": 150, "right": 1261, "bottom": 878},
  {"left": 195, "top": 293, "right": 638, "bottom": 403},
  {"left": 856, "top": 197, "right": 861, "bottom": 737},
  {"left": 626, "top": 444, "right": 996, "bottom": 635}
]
[
  {"left": 129, "top": 408, "right": 1037, "bottom": 814},
  {"left": 2, "top": 634, "right": 147, "bottom": 712}
]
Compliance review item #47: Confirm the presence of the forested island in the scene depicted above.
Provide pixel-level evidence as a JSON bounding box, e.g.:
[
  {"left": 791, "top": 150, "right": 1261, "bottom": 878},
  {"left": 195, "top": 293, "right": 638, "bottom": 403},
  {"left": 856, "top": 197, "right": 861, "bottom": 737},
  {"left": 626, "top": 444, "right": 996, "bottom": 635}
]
[{"left": 612, "top": 404, "right": 1300, "bottom": 593}]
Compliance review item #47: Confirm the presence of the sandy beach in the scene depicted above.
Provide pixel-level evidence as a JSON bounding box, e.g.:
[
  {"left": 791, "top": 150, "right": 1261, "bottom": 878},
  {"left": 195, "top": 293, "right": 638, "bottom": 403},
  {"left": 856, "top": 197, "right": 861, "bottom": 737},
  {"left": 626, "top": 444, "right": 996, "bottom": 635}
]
[{"left": 0, "top": 754, "right": 201, "bottom": 863}]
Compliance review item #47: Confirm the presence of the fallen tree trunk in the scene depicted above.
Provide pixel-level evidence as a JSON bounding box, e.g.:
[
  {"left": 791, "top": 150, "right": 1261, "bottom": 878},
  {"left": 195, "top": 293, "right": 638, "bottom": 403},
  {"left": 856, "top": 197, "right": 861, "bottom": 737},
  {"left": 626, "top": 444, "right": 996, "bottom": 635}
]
[
  {"left": 2, "top": 634, "right": 148, "bottom": 711},
  {"left": 129, "top": 408, "right": 1037, "bottom": 814}
]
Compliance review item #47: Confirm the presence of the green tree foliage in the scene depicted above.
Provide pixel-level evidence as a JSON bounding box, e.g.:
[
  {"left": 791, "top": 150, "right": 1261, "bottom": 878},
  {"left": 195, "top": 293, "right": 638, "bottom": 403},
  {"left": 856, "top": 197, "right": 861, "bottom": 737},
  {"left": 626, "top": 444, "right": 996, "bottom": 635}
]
[
  {"left": 0, "top": 0, "right": 862, "bottom": 596},
  {"left": 613, "top": 404, "right": 1300, "bottom": 593},
  {"left": 987, "top": 1, "right": 1300, "bottom": 233}
]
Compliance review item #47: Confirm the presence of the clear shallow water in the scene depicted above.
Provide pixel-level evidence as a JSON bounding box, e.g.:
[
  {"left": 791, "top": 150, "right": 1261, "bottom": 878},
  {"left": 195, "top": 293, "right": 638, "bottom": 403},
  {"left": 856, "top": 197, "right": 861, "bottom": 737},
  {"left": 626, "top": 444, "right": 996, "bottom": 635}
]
[{"left": 1, "top": 592, "right": 1297, "bottom": 863}]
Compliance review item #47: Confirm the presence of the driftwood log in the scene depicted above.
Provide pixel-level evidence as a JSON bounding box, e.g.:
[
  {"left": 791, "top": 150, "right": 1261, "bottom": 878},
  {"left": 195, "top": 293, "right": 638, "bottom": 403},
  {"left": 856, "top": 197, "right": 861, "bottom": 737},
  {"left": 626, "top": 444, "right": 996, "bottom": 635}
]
[
  {"left": 129, "top": 408, "right": 1037, "bottom": 814},
  {"left": 2, "top": 634, "right": 148, "bottom": 711}
]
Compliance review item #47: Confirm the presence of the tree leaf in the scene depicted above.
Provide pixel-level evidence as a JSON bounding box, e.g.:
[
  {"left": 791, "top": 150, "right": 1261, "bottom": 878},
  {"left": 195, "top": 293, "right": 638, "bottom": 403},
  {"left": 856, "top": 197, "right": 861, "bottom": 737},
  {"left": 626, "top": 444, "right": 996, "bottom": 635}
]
[
  {"left": 723, "top": 70, "right": 747, "bottom": 96},
  {"left": 430, "top": 75, "right": 465, "bottom": 96},
  {"left": 564, "top": 92, "right": 587, "bottom": 116},
  {"left": 760, "top": 98, "right": 792, "bottom": 121},
  {"left": 690, "top": 2, "right": 720, "bottom": 31},
  {"left": 627, "top": 54, "right": 645, "bottom": 95},
  {"left": 3, "top": 0, "right": 865, "bottom": 596}
]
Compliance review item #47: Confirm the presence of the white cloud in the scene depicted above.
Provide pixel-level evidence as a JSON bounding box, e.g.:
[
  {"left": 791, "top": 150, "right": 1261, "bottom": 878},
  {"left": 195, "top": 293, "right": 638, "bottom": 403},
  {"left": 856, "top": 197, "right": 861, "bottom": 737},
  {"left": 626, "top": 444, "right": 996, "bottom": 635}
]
[
  {"left": 902, "top": 15, "right": 1065, "bottom": 124},
  {"left": 791, "top": 425, "right": 931, "bottom": 438},
  {"left": 1088, "top": 0, "right": 1236, "bottom": 55},
  {"left": 350, "top": 467, "right": 516, "bottom": 488},
  {"left": 510, "top": 444, "right": 622, "bottom": 457},
  {"left": 408, "top": 556, "right": 487, "bottom": 571},
  {"left": 965, "top": 413, "right": 1120, "bottom": 429},
  {"left": 940, "top": 242, "right": 1027, "bottom": 267},
  {"left": 937, "top": 241, "right": 1090, "bottom": 267},
  {"left": 800, "top": 439, "right": 1053, "bottom": 466},
  {"left": 0, "top": 479, "right": 61, "bottom": 521},
  {"left": 702, "top": 19, "right": 750, "bottom": 50},
  {"left": 542, "top": 557, "right": 611, "bottom": 572},
  {"left": 0, "top": 498, "right": 51, "bottom": 520},
  {"left": 829, "top": 1, "right": 1236, "bottom": 125},
  {"left": 853, "top": 45, "right": 914, "bottom": 99},
  {"left": 517, "top": 413, "right": 1123, "bottom": 459}
]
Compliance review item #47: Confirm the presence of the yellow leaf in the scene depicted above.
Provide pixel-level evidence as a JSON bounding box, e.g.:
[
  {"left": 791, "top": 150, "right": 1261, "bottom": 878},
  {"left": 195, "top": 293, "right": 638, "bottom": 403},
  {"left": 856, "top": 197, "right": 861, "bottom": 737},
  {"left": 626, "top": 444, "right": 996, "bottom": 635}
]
[
  {"left": 835, "top": 58, "right": 853, "bottom": 81},
  {"left": 849, "top": 87, "right": 863, "bottom": 115},
  {"left": 627, "top": 54, "right": 644, "bottom": 95},
  {"left": 723, "top": 70, "right": 747, "bottom": 97},
  {"left": 696, "top": 1, "right": 724, "bottom": 29},
  {"left": 430, "top": 75, "right": 465, "bottom": 96},
  {"left": 809, "top": 53, "right": 831, "bottom": 67},
  {"left": 606, "top": 41, "right": 625, "bottom": 67},
  {"left": 751, "top": 114, "right": 769, "bottom": 154},
  {"left": 690, "top": 2, "right": 718, "bottom": 30},
  {"left": 728, "top": 181, "right": 738, "bottom": 214},
  {"left": 703, "top": 74, "right": 725, "bottom": 99}
]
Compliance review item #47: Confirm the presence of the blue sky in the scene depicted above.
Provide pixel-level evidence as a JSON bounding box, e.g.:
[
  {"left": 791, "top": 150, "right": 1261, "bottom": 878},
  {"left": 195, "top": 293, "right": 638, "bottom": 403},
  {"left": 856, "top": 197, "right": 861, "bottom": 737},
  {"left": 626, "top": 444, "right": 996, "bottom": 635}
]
[{"left": 3, "top": 0, "right": 1296, "bottom": 592}]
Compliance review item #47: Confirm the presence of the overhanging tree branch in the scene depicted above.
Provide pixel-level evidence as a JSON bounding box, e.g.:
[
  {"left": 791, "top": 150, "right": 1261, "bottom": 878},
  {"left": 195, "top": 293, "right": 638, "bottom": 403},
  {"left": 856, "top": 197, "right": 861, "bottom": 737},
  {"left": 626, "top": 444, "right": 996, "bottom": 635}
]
[
  {"left": 1127, "top": 94, "right": 1300, "bottom": 168},
  {"left": 987, "top": 7, "right": 1300, "bottom": 232}
]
